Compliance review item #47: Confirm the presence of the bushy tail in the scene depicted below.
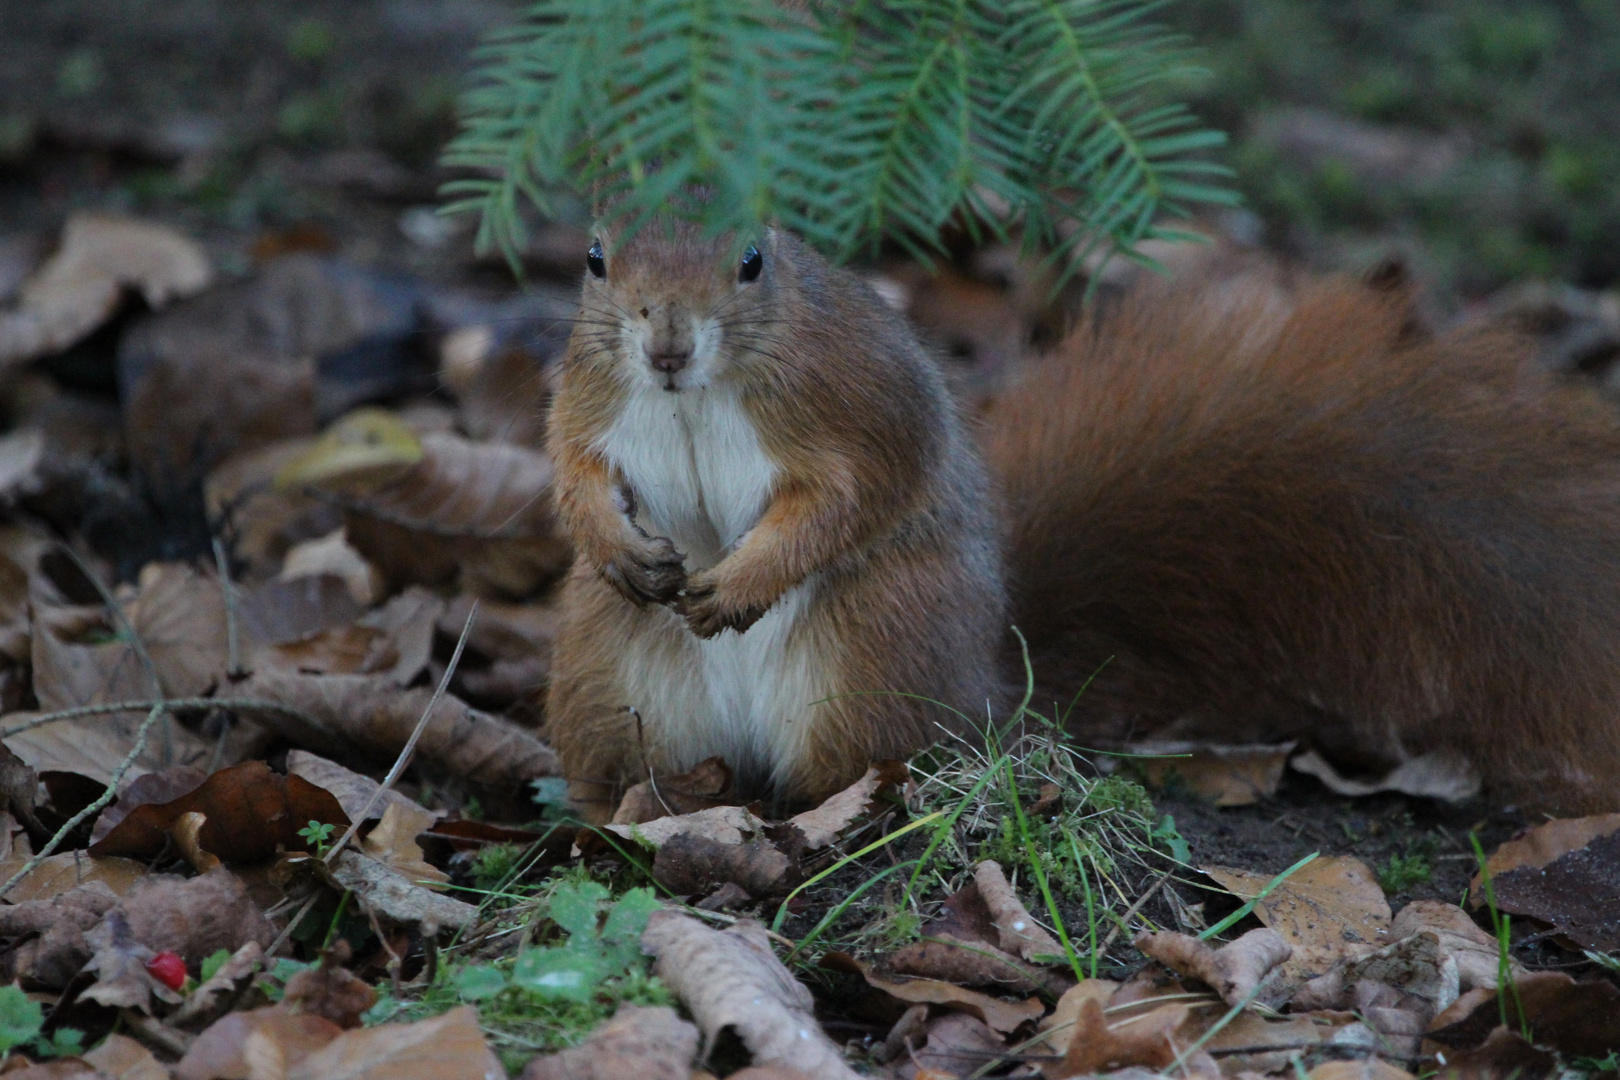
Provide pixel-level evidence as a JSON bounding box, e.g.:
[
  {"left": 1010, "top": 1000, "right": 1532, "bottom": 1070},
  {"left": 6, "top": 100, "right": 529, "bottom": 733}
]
[{"left": 982, "top": 273, "right": 1620, "bottom": 811}]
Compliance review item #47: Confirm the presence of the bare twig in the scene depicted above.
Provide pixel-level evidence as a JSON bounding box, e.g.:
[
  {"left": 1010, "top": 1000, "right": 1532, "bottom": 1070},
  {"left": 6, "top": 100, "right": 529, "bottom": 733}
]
[
  {"left": 0, "top": 703, "right": 167, "bottom": 901},
  {"left": 323, "top": 601, "right": 479, "bottom": 863},
  {"left": 0, "top": 697, "right": 331, "bottom": 739},
  {"left": 1099, "top": 868, "right": 1172, "bottom": 953},
  {"left": 59, "top": 544, "right": 172, "bottom": 764},
  {"left": 211, "top": 536, "right": 246, "bottom": 680}
]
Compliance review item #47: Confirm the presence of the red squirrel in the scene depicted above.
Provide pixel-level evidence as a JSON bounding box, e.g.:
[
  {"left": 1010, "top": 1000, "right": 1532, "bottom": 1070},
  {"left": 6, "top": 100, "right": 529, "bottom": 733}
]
[{"left": 546, "top": 219, "right": 1620, "bottom": 819}]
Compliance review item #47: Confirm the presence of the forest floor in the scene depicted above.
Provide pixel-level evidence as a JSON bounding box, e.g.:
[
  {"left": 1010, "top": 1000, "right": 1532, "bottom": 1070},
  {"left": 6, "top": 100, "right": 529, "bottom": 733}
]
[{"left": 0, "top": 2, "right": 1618, "bottom": 1078}]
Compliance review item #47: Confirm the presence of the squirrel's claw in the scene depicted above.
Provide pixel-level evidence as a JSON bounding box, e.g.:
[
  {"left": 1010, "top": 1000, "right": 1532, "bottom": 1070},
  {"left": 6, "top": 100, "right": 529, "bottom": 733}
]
[
  {"left": 602, "top": 536, "right": 686, "bottom": 607},
  {"left": 676, "top": 576, "right": 768, "bottom": 638}
]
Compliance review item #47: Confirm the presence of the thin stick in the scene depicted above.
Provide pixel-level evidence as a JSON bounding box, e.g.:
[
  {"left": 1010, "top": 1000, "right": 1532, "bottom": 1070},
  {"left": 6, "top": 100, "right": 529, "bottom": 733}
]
[
  {"left": 0, "top": 703, "right": 166, "bottom": 901},
  {"left": 59, "top": 545, "right": 172, "bottom": 764},
  {"left": 323, "top": 601, "right": 479, "bottom": 863},
  {"left": 0, "top": 697, "right": 331, "bottom": 739},
  {"left": 211, "top": 537, "right": 245, "bottom": 680},
  {"left": 1099, "top": 868, "right": 1172, "bottom": 952}
]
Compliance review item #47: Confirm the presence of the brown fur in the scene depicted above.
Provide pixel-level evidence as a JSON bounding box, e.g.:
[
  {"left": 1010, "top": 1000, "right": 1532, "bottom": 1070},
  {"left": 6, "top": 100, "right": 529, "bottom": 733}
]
[
  {"left": 547, "top": 222, "right": 1003, "bottom": 820},
  {"left": 986, "top": 275, "right": 1620, "bottom": 811}
]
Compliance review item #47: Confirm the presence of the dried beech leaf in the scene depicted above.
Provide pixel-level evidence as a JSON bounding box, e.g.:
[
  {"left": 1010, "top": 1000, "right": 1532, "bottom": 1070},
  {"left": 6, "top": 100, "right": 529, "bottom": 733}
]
[
  {"left": 323, "top": 849, "right": 479, "bottom": 929},
  {"left": 787, "top": 761, "right": 907, "bottom": 849},
  {"left": 90, "top": 761, "right": 350, "bottom": 864},
  {"left": 1037, "top": 980, "right": 1119, "bottom": 1055},
  {"left": 177, "top": 1005, "right": 342, "bottom": 1080},
  {"left": 172, "top": 941, "right": 264, "bottom": 1028},
  {"left": 1473, "top": 813, "right": 1620, "bottom": 903},
  {"left": 277, "top": 529, "right": 384, "bottom": 607},
  {"left": 92, "top": 765, "right": 208, "bottom": 844},
  {"left": 1307, "top": 1060, "right": 1418, "bottom": 1080},
  {"left": 355, "top": 587, "right": 443, "bottom": 686},
  {"left": 236, "top": 574, "right": 364, "bottom": 649},
  {"left": 285, "top": 750, "right": 427, "bottom": 825},
  {"left": 885, "top": 934, "right": 1065, "bottom": 998},
  {"left": 901, "top": 1013, "right": 1008, "bottom": 1079},
  {"left": 281, "top": 1004, "right": 501, "bottom": 1080},
  {"left": 1427, "top": 970, "right": 1620, "bottom": 1058},
  {"left": 653, "top": 832, "right": 797, "bottom": 899},
  {"left": 277, "top": 411, "right": 569, "bottom": 598},
  {"left": 284, "top": 944, "right": 378, "bottom": 1029},
  {"left": 0, "top": 881, "right": 118, "bottom": 990},
  {"left": 0, "top": 214, "right": 211, "bottom": 366},
  {"left": 82, "top": 1032, "right": 170, "bottom": 1080},
  {"left": 204, "top": 436, "right": 335, "bottom": 579},
  {"left": 519, "top": 1004, "right": 698, "bottom": 1080},
  {"left": 1390, "top": 900, "right": 1521, "bottom": 993},
  {"left": 0, "top": 853, "right": 148, "bottom": 902},
  {"left": 1289, "top": 747, "right": 1481, "bottom": 802},
  {"left": 604, "top": 805, "right": 769, "bottom": 849},
  {"left": 1197, "top": 1010, "right": 1349, "bottom": 1073},
  {"left": 611, "top": 756, "right": 736, "bottom": 827},
  {"left": 1133, "top": 742, "right": 1293, "bottom": 806},
  {"left": 1432, "top": 1028, "right": 1555, "bottom": 1080},
  {"left": 821, "top": 950, "right": 1047, "bottom": 1035},
  {"left": 1134, "top": 928, "right": 1292, "bottom": 1006},
  {"left": 643, "top": 912, "right": 861, "bottom": 1079},
  {"left": 1039, "top": 998, "right": 1197, "bottom": 1079},
  {"left": 972, "top": 860, "right": 1064, "bottom": 961},
  {"left": 1489, "top": 830, "right": 1620, "bottom": 951},
  {"left": 174, "top": 812, "right": 223, "bottom": 873},
  {"left": 238, "top": 670, "right": 558, "bottom": 788},
  {"left": 130, "top": 562, "right": 230, "bottom": 698},
  {"left": 361, "top": 802, "right": 449, "bottom": 889},
  {"left": 1203, "top": 857, "right": 1390, "bottom": 983},
  {"left": 83, "top": 909, "right": 182, "bottom": 1013}
]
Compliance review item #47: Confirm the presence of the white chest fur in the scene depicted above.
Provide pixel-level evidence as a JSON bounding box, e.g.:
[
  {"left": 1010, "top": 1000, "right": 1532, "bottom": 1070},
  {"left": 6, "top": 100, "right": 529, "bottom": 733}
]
[{"left": 595, "top": 383, "right": 777, "bottom": 570}]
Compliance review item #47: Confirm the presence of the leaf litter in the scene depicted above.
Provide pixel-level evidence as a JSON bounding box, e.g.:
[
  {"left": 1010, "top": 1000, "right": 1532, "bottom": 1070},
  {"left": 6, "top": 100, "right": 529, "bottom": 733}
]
[{"left": 0, "top": 209, "right": 1608, "bottom": 1080}]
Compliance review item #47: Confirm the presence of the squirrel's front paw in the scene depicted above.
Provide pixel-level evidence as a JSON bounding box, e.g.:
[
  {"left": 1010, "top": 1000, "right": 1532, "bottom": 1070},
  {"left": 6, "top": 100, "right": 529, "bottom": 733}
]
[
  {"left": 676, "top": 573, "right": 770, "bottom": 638},
  {"left": 600, "top": 536, "right": 686, "bottom": 607}
]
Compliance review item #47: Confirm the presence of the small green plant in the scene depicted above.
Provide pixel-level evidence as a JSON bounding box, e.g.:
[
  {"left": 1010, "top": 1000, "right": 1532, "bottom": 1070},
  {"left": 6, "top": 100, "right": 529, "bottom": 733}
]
[
  {"left": 0, "top": 985, "right": 82, "bottom": 1060},
  {"left": 1471, "top": 833, "right": 1531, "bottom": 1041},
  {"left": 1377, "top": 848, "right": 1435, "bottom": 895},
  {"left": 298, "top": 820, "right": 337, "bottom": 856}
]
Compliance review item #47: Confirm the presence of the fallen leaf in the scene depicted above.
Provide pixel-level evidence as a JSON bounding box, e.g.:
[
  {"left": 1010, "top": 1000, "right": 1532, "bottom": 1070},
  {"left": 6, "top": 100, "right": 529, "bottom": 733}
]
[
  {"left": 1292, "top": 930, "right": 1457, "bottom": 1019},
  {"left": 786, "top": 761, "right": 908, "bottom": 848},
  {"left": 896, "top": 1012, "right": 1007, "bottom": 1080},
  {"left": 1035, "top": 979, "right": 1118, "bottom": 1055},
  {"left": 972, "top": 860, "right": 1064, "bottom": 961},
  {"left": 653, "top": 832, "right": 797, "bottom": 899},
  {"left": 610, "top": 757, "right": 737, "bottom": 827},
  {"left": 322, "top": 849, "right": 479, "bottom": 929},
  {"left": 129, "top": 562, "right": 231, "bottom": 698},
  {"left": 1289, "top": 748, "right": 1481, "bottom": 802},
  {"left": 0, "top": 853, "right": 148, "bottom": 903},
  {"left": 277, "top": 529, "right": 385, "bottom": 608},
  {"left": 91, "top": 765, "right": 209, "bottom": 844},
  {"left": 204, "top": 436, "right": 338, "bottom": 581},
  {"left": 279, "top": 1004, "right": 501, "bottom": 1080},
  {"left": 82, "top": 909, "right": 183, "bottom": 1013},
  {"left": 276, "top": 410, "right": 570, "bottom": 599},
  {"left": 237, "top": 670, "right": 559, "bottom": 789},
  {"left": 1040, "top": 998, "right": 1197, "bottom": 1079},
  {"left": 605, "top": 804, "right": 770, "bottom": 848},
  {"left": 284, "top": 750, "right": 429, "bottom": 825},
  {"left": 1433, "top": 1027, "right": 1555, "bottom": 1080},
  {"left": 261, "top": 623, "right": 390, "bottom": 678},
  {"left": 1472, "top": 813, "right": 1620, "bottom": 904},
  {"left": 82, "top": 1032, "right": 169, "bottom": 1080},
  {"left": 1307, "top": 1061, "right": 1417, "bottom": 1080},
  {"left": 0, "top": 880, "right": 119, "bottom": 989},
  {"left": 90, "top": 761, "right": 350, "bottom": 864},
  {"left": 440, "top": 333, "right": 551, "bottom": 451},
  {"left": 1427, "top": 970, "right": 1620, "bottom": 1058},
  {"left": 1490, "top": 829, "right": 1620, "bottom": 951},
  {"left": 886, "top": 935, "right": 1066, "bottom": 998},
  {"left": 171, "top": 941, "right": 264, "bottom": 1028},
  {"left": 361, "top": 802, "right": 449, "bottom": 889},
  {"left": 1134, "top": 928, "right": 1292, "bottom": 1006},
  {"left": 284, "top": 942, "right": 377, "bottom": 1029},
  {"left": 643, "top": 912, "right": 861, "bottom": 1079},
  {"left": 1196, "top": 1011, "right": 1349, "bottom": 1073},
  {"left": 519, "top": 1004, "right": 698, "bottom": 1080},
  {"left": 177, "top": 1005, "right": 342, "bottom": 1080},
  {"left": 1134, "top": 742, "right": 1293, "bottom": 806},
  {"left": 1390, "top": 900, "right": 1521, "bottom": 993},
  {"left": 821, "top": 951, "right": 1046, "bottom": 1035},
  {"left": 1203, "top": 856, "right": 1390, "bottom": 984},
  {"left": 0, "top": 1060, "right": 103, "bottom": 1079},
  {"left": 235, "top": 574, "right": 363, "bottom": 649},
  {"left": 354, "top": 587, "right": 442, "bottom": 686},
  {"left": 0, "top": 213, "right": 211, "bottom": 367}
]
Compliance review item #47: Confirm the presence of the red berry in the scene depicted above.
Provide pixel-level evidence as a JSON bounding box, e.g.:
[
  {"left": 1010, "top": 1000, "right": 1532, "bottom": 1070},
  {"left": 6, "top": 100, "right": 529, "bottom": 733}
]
[{"left": 146, "top": 951, "right": 187, "bottom": 991}]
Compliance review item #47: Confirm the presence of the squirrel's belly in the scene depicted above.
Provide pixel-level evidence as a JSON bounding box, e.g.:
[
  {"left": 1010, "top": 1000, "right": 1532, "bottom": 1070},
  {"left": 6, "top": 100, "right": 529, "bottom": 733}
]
[
  {"left": 614, "top": 579, "right": 830, "bottom": 790},
  {"left": 596, "top": 384, "right": 776, "bottom": 570}
]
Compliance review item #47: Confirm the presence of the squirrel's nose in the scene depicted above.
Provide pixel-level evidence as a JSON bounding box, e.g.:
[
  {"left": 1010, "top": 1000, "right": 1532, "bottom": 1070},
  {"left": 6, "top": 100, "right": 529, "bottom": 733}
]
[{"left": 650, "top": 348, "right": 690, "bottom": 374}]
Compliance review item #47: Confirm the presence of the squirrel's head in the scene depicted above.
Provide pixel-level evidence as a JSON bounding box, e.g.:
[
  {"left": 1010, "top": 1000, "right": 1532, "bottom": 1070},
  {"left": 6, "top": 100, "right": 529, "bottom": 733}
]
[{"left": 571, "top": 219, "right": 788, "bottom": 394}]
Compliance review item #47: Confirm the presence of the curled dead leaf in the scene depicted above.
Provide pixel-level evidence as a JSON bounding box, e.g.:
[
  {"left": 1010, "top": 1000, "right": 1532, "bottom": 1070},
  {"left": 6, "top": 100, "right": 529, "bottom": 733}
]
[
  {"left": 1289, "top": 747, "right": 1481, "bottom": 802},
  {"left": 610, "top": 756, "right": 736, "bottom": 827},
  {"left": 322, "top": 849, "right": 478, "bottom": 929},
  {"left": 277, "top": 1004, "right": 501, "bottom": 1080},
  {"left": 284, "top": 942, "right": 378, "bottom": 1029},
  {"left": 519, "top": 1004, "right": 698, "bottom": 1080},
  {"left": 1471, "top": 813, "right": 1620, "bottom": 904},
  {"left": 83, "top": 909, "right": 183, "bottom": 1013},
  {"left": 1134, "top": 928, "right": 1292, "bottom": 1006},
  {"left": 177, "top": 1005, "right": 343, "bottom": 1080},
  {"left": 1039, "top": 997, "right": 1200, "bottom": 1080},
  {"left": 1490, "top": 829, "right": 1620, "bottom": 952},
  {"left": 1133, "top": 741, "right": 1293, "bottom": 806},
  {"left": 820, "top": 950, "right": 1046, "bottom": 1035},
  {"left": 786, "top": 761, "right": 908, "bottom": 849},
  {"left": 972, "top": 860, "right": 1063, "bottom": 962},
  {"left": 1427, "top": 970, "right": 1620, "bottom": 1059},
  {"left": 642, "top": 912, "right": 861, "bottom": 1079}
]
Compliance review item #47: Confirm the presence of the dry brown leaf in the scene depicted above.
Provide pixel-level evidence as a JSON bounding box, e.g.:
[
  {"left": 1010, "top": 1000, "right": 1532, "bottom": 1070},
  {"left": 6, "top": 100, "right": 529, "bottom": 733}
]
[
  {"left": 1194, "top": 1011, "right": 1351, "bottom": 1073},
  {"left": 1039, "top": 998, "right": 1198, "bottom": 1079},
  {"left": 1203, "top": 856, "right": 1390, "bottom": 984},
  {"left": 643, "top": 912, "right": 861, "bottom": 1079},
  {"left": 885, "top": 935, "right": 1064, "bottom": 998},
  {"left": 0, "top": 214, "right": 212, "bottom": 366},
  {"left": 177, "top": 1005, "right": 342, "bottom": 1080},
  {"left": 284, "top": 943, "right": 378, "bottom": 1029},
  {"left": 322, "top": 849, "right": 479, "bottom": 929},
  {"left": 278, "top": 1004, "right": 501, "bottom": 1080},
  {"left": 237, "top": 669, "right": 558, "bottom": 788},
  {"left": 653, "top": 832, "right": 798, "bottom": 899},
  {"left": 1390, "top": 900, "right": 1521, "bottom": 993},
  {"left": 1427, "top": 970, "right": 1620, "bottom": 1059},
  {"left": 130, "top": 562, "right": 231, "bottom": 698},
  {"left": 1036, "top": 979, "right": 1119, "bottom": 1055},
  {"left": 0, "top": 881, "right": 118, "bottom": 989},
  {"left": 0, "top": 853, "right": 148, "bottom": 902},
  {"left": 0, "top": 1060, "right": 105, "bottom": 1080},
  {"left": 787, "top": 761, "right": 908, "bottom": 849},
  {"left": 204, "top": 436, "right": 337, "bottom": 580},
  {"left": 174, "top": 812, "right": 223, "bottom": 873},
  {"left": 1472, "top": 813, "right": 1620, "bottom": 904},
  {"left": 1491, "top": 829, "right": 1620, "bottom": 951},
  {"left": 90, "top": 761, "right": 350, "bottom": 864},
  {"left": 82, "top": 1033, "right": 169, "bottom": 1080},
  {"left": 821, "top": 951, "right": 1047, "bottom": 1035},
  {"left": 1134, "top": 928, "right": 1292, "bottom": 1005},
  {"left": 355, "top": 587, "right": 442, "bottom": 686},
  {"left": 284, "top": 750, "right": 432, "bottom": 825},
  {"left": 172, "top": 941, "right": 265, "bottom": 1028},
  {"left": 519, "top": 1005, "right": 698, "bottom": 1080},
  {"left": 1432, "top": 1028, "right": 1555, "bottom": 1080},
  {"left": 972, "top": 860, "right": 1064, "bottom": 961},
  {"left": 278, "top": 530, "right": 385, "bottom": 608},
  {"left": 361, "top": 802, "right": 449, "bottom": 889},
  {"left": 92, "top": 765, "right": 209, "bottom": 844},
  {"left": 262, "top": 624, "right": 388, "bottom": 678},
  {"left": 276, "top": 410, "right": 569, "bottom": 599},
  {"left": 236, "top": 575, "right": 364, "bottom": 650},
  {"left": 1292, "top": 930, "right": 1458, "bottom": 1017},
  {"left": 896, "top": 1012, "right": 1007, "bottom": 1080},
  {"left": 1133, "top": 742, "right": 1293, "bottom": 806},
  {"left": 611, "top": 757, "right": 737, "bottom": 827},
  {"left": 440, "top": 333, "right": 551, "bottom": 451},
  {"left": 1289, "top": 748, "right": 1481, "bottom": 802},
  {"left": 605, "top": 804, "right": 770, "bottom": 848},
  {"left": 83, "top": 909, "right": 183, "bottom": 1013},
  {"left": 1307, "top": 1061, "right": 1417, "bottom": 1080}
]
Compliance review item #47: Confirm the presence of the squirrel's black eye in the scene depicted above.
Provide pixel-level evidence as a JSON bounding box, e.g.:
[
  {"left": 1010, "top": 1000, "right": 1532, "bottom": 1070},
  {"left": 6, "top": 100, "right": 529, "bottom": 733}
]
[
  {"left": 587, "top": 239, "right": 606, "bottom": 280},
  {"left": 738, "top": 244, "right": 762, "bottom": 283}
]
